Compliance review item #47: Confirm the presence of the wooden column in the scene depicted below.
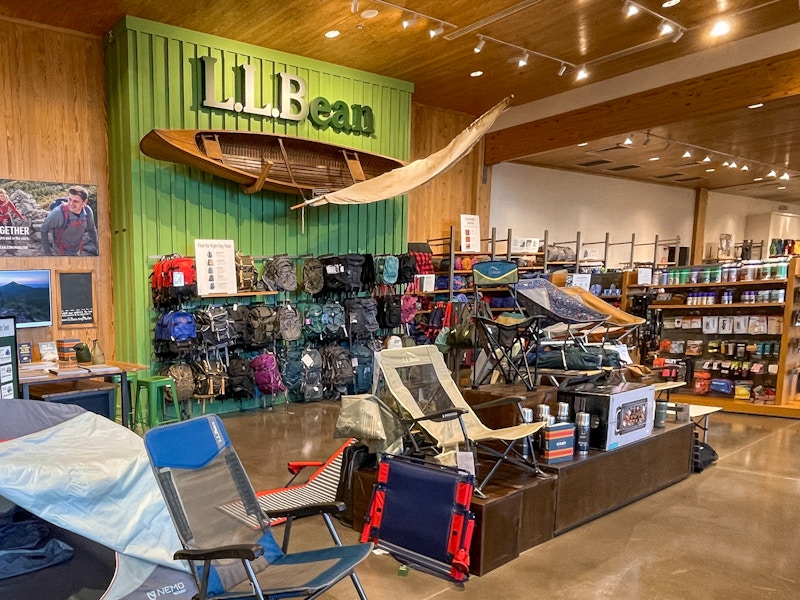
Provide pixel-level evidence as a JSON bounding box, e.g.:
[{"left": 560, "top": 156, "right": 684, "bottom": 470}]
[{"left": 691, "top": 188, "right": 709, "bottom": 264}]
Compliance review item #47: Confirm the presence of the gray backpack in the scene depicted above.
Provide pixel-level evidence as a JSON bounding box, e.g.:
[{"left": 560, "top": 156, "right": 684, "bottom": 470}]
[
  {"left": 262, "top": 257, "right": 297, "bottom": 292},
  {"left": 277, "top": 304, "right": 302, "bottom": 341}
]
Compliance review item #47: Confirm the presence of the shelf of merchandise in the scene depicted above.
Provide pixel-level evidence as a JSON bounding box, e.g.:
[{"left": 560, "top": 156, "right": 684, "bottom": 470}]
[
  {"left": 648, "top": 257, "right": 800, "bottom": 417},
  {"left": 200, "top": 290, "right": 278, "bottom": 299}
]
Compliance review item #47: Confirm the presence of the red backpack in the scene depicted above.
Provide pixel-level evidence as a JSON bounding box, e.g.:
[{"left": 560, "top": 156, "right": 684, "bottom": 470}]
[{"left": 151, "top": 254, "right": 197, "bottom": 308}]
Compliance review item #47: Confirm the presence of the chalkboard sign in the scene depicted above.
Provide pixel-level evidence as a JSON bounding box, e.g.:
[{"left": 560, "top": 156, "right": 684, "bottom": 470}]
[{"left": 58, "top": 272, "right": 94, "bottom": 326}]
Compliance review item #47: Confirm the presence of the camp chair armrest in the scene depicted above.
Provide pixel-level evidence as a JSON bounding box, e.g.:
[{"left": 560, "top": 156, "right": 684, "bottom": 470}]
[
  {"left": 472, "top": 395, "right": 526, "bottom": 411},
  {"left": 267, "top": 501, "right": 346, "bottom": 519},
  {"left": 174, "top": 543, "right": 264, "bottom": 561},
  {"left": 286, "top": 460, "right": 325, "bottom": 475},
  {"left": 410, "top": 408, "right": 468, "bottom": 424}
]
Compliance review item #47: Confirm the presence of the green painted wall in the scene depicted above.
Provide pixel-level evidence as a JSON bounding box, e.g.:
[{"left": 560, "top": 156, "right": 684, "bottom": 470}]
[{"left": 106, "top": 16, "right": 412, "bottom": 368}]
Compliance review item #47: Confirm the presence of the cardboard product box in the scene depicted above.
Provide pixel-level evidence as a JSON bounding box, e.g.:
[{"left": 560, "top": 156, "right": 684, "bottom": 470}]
[{"left": 558, "top": 382, "right": 655, "bottom": 451}]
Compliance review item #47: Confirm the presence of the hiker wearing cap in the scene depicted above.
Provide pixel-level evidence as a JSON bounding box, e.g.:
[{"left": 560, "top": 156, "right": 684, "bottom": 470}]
[{"left": 40, "top": 185, "right": 98, "bottom": 256}]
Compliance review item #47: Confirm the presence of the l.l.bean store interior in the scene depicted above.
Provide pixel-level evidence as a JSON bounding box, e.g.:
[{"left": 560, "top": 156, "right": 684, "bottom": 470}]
[{"left": 2, "top": 2, "right": 800, "bottom": 600}]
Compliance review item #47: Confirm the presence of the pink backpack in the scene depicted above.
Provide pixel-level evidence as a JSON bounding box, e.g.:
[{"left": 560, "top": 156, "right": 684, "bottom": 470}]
[
  {"left": 400, "top": 280, "right": 418, "bottom": 324},
  {"left": 250, "top": 352, "right": 286, "bottom": 394}
]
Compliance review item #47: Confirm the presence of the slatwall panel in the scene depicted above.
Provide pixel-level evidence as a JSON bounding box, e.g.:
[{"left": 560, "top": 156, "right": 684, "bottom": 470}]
[{"left": 106, "top": 17, "right": 412, "bottom": 366}]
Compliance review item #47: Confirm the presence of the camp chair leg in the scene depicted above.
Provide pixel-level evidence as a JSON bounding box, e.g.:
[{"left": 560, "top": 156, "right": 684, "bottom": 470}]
[{"left": 323, "top": 513, "right": 368, "bottom": 600}]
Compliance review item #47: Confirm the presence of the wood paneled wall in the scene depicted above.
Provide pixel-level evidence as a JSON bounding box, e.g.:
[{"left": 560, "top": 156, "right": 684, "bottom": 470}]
[
  {"left": 408, "top": 103, "right": 491, "bottom": 246},
  {"left": 0, "top": 18, "right": 113, "bottom": 355}
]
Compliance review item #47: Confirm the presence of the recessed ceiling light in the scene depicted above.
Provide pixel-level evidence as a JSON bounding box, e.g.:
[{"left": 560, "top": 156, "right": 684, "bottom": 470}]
[
  {"left": 360, "top": 9, "right": 379, "bottom": 18},
  {"left": 753, "top": 177, "right": 763, "bottom": 181},
  {"left": 649, "top": 157, "right": 660, "bottom": 161},
  {"left": 470, "top": 70, "right": 483, "bottom": 78},
  {"left": 324, "top": 30, "right": 340, "bottom": 39},
  {"left": 662, "top": 0, "right": 681, "bottom": 7},
  {"left": 710, "top": 20, "right": 731, "bottom": 37},
  {"left": 577, "top": 142, "right": 589, "bottom": 147},
  {"left": 748, "top": 103, "right": 764, "bottom": 109}
]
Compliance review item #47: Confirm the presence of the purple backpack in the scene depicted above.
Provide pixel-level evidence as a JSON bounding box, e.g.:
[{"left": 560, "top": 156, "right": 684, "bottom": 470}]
[{"left": 250, "top": 352, "right": 286, "bottom": 394}]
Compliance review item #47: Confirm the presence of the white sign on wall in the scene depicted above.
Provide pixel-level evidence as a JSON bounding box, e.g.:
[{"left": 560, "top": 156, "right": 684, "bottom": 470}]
[
  {"left": 195, "top": 239, "right": 237, "bottom": 296},
  {"left": 460, "top": 214, "right": 481, "bottom": 253}
]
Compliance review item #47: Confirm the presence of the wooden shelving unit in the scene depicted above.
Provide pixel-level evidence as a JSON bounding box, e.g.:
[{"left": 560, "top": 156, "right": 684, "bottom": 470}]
[{"left": 645, "top": 257, "right": 800, "bottom": 417}]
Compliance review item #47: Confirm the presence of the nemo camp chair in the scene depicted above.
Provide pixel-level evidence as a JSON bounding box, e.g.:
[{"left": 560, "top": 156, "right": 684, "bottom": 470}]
[
  {"left": 377, "top": 345, "right": 546, "bottom": 495},
  {"left": 471, "top": 261, "right": 543, "bottom": 390},
  {"left": 144, "top": 415, "right": 372, "bottom": 600},
  {"left": 361, "top": 454, "right": 475, "bottom": 583}
]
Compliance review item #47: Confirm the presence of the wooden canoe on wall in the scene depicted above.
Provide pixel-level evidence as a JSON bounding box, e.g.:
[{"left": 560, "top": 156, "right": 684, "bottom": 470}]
[{"left": 139, "top": 129, "right": 406, "bottom": 196}]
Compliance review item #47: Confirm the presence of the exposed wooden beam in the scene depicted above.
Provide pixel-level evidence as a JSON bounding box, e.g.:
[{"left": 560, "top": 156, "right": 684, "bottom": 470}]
[{"left": 485, "top": 50, "right": 800, "bottom": 165}]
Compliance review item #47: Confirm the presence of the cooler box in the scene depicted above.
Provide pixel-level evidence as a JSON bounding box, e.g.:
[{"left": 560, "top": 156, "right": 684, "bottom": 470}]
[{"left": 557, "top": 382, "right": 654, "bottom": 451}]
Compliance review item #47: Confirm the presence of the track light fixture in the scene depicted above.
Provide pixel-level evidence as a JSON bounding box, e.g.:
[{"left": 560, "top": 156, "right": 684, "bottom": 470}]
[
  {"left": 659, "top": 20, "right": 675, "bottom": 36},
  {"left": 672, "top": 28, "right": 685, "bottom": 43},
  {"left": 768, "top": 170, "right": 777, "bottom": 177},
  {"left": 624, "top": 136, "right": 633, "bottom": 145},
  {"left": 576, "top": 65, "right": 588, "bottom": 81},
  {"left": 781, "top": 173, "right": 791, "bottom": 180},
  {"left": 643, "top": 132, "right": 651, "bottom": 147},
  {"left": 682, "top": 150, "right": 692, "bottom": 158},
  {"left": 429, "top": 22, "right": 444, "bottom": 38},
  {"left": 401, "top": 12, "right": 418, "bottom": 29},
  {"left": 474, "top": 37, "right": 486, "bottom": 53},
  {"left": 703, "top": 156, "right": 712, "bottom": 163},
  {"left": 624, "top": 1, "right": 640, "bottom": 17},
  {"left": 558, "top": 63, "right": 567, "bottom": 77},
  {"left": 518, "top": 52, "right": 530, "bottom": 67},
  {"left": 351, "top": 0, "right": 359, "bottom": 14}
]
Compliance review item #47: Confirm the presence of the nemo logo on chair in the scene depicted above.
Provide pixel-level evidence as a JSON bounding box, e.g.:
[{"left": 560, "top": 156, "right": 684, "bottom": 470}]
[{"left": 147, "top": 582, "right": 188, "bottom": 599}]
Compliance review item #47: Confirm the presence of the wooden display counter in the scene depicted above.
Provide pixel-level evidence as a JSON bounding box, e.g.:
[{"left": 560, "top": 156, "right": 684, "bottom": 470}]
[{"left": 542, "top": 421, "right": 693, "bottom": 534}]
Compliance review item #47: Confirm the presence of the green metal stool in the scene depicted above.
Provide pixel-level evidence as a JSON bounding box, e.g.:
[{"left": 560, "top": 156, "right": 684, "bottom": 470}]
[{"left": 135, "top": 376, "right": 181, "bottom": 430}]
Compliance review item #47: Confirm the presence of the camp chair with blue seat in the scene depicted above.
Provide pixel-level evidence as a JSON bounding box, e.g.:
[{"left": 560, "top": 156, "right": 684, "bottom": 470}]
[
  {"left": 144, "top": 416, "right": 372, "bottom": 600},
  {"left": 360, "top": 453, "right": 475, "bottom": 583},
  {"left": 471, "top": 260, "right": 544, "bottom": 390},
  {"left": 377, "top": 345, "right": 546, "bottom": 496}
]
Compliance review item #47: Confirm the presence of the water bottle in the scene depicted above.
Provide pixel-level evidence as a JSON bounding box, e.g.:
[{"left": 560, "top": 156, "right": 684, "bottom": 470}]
[
  {"left": 575, "top": 412, "right": 590, "bottom": 455},
  {"left": 556, "top": 402, "right": 570, "bottom": 423},
  {"left": 655, "top": 400, "right": 668, "bottom": 428}
]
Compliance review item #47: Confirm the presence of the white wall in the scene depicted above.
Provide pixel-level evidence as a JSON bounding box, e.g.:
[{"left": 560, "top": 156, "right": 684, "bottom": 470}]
[
  {"left": 704, "top": 191, "right": 799, "bottom": 258},
  {"left": 490, "top": 163, "right": 797, "bottom": 267},
  {"left": 490, "top": 162, "right": 696, "bottom": 267}
]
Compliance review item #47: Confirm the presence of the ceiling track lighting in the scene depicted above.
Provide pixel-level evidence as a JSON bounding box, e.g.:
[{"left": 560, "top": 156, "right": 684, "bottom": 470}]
[
  {"left": 659, "top": 20, "right": 675, "bottom": 36},
  {"left": 518, "top": 51, "right": 530, "bottom": 67},
  {"left": 624, "top": 1, "right": 640, "bottom": 17},
  {"left": 558, "top": 63, "right": 567, "bottom": 77},
  {"left": 624, "top": 136, "right": 633, "bottom": 145},
  {"left": 351, "top": 0, "right": 359, "bottom": 14},
  {"left": 672, "top": 28, "right": 685, "bottom": 43},
  {"left": 429, "top": 22, "right": 444, "bottom": 38},
  {"left": 472, "top": 34, "right": 574, "bottom": 76},
  {"left": 401, "top": 12, "right": 418, "bottom": 29},
  {"left": 474, "top": 37, "right": 485, "bottom": 53},
  {"left": 575, "top": 65, "right": 589, "bottom": 81},
  {"left": 682, "top": 150, "right": 692, "bottom": 158}
]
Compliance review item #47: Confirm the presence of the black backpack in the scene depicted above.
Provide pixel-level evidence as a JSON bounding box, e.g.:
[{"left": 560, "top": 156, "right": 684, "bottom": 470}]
[
  {"left": 397, "top": 253, "right": 417, "bottom": 284},
  {"left": 191, "top": 358, "right": 228, "bottom": 397},
  {"left": 301, "top": 258, "right": 325, "bottom": 295},
  {"left": 321, "top": 344, "right": 354, "bottom": 400},
  {"left": 301, "top": 347, "right": 324, "bottom": 402},
  {"left": 360, "top": 254, "right": 376, "bottom": 289},
  {"left": 194, "top": 305, "right": 237, "bottom": 349},
  {"left": 344, "top": 297, "right": 379, "bottom": 339},
  {"left": 281, "top": 348, "right": 305, "bottom": 402},
  {"left": 343, "top": 254, "right": 365, "bottom": 292},
  {"left": 377, "top": 295, "right": 402, "bottom": 329},
  {"left": 227, "top": 304, "right": 251, "bottom": 346},
  {"left": 350, "top": 342, "right": 375, "bottom": 394},
  {"left": 322, "top": 256, "right": 349, "bottom": 293},
  {"left": 227, "top": 357, "right": 255, "bottom": 399}
]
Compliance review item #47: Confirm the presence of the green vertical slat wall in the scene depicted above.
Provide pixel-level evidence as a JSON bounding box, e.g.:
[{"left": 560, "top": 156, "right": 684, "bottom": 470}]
[{"left": 106, "top": 17, "right": 413, "bottom": 367}]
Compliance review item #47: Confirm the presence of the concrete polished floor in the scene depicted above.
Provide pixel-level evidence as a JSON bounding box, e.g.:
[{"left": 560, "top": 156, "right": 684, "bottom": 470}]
[{"left": 222, "top": 402, "right": 800, "bottom": 600}]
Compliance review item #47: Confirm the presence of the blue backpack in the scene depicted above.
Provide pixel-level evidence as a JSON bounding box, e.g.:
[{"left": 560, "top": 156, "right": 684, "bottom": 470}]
[
  {"left": 375, "top": 255, "right": 399, "bottom": 285},
  {"left": 350, "top": 342, "right": 375, "bottom": 394},
  {"left": 154, "top": 311, "right": 197, "bottom": 357}
]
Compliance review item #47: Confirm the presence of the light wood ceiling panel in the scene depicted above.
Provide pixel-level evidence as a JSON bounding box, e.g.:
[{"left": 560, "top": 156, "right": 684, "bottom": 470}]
[{"left": 3, "top": 0, "right": 800, "bottom": 201}]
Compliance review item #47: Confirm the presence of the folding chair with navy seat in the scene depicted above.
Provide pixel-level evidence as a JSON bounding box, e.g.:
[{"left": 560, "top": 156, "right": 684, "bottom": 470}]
[
  {"left": 144, "top": 416, "right": 372, "bottom": 600},
  {"left": 361, "top": 453, "right": 475, "bottom": 583}
]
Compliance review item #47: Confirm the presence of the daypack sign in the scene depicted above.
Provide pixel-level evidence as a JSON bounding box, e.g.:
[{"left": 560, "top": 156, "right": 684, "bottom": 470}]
[
  {"left": 0, "top": 179, "right": 99, "bottom": 257},
  {"left": 195, "top": 239, "right": 236, "bottom": 296}
]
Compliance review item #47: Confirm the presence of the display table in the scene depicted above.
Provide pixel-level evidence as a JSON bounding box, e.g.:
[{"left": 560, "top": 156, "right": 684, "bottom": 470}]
[
  {"left": 542, "top": 421, "right": 694, "bottom": 535},
  {"left": 19, "top": 361, "right": 148, "bottom": 428}
]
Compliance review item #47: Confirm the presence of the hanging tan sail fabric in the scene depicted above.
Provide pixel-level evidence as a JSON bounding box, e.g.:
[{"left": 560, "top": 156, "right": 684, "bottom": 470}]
[{"left": 291, "top": 97, "right": 511, "bottom": 209}]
